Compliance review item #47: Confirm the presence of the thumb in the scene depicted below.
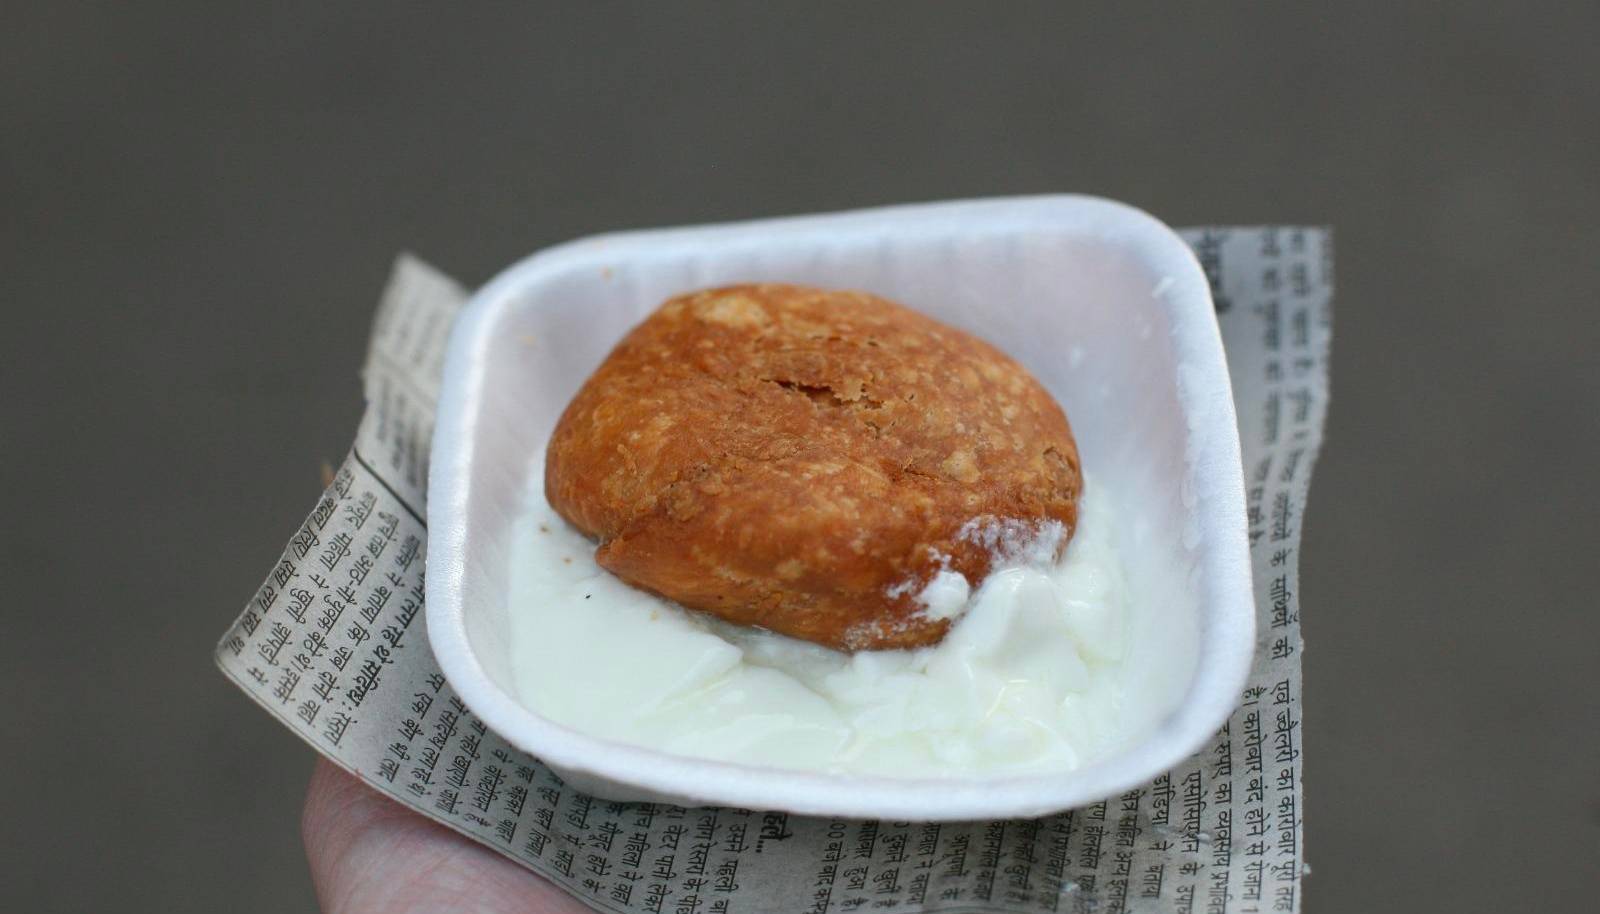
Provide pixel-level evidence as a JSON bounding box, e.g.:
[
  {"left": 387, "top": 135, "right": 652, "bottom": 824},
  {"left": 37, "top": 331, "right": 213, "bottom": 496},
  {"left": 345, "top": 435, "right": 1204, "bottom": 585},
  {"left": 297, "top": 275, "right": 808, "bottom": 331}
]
[{"left": 301, "top": 758, "right": 593, "bottom": 914}]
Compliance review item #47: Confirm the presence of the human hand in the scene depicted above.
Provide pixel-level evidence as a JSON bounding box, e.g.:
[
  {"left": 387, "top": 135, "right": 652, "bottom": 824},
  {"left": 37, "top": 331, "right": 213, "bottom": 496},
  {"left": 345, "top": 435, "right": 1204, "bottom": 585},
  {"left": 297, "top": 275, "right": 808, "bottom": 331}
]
[{"left": 302, "top": 758, "right": 593, "bottom": 914}]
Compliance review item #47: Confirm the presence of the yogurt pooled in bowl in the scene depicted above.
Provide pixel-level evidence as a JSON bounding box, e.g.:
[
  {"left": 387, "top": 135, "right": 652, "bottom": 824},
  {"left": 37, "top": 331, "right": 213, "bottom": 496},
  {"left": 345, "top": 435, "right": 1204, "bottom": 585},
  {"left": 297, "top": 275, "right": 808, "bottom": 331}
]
[{"left": 508, "top": 466, "right": 1130, "bottom": 777}]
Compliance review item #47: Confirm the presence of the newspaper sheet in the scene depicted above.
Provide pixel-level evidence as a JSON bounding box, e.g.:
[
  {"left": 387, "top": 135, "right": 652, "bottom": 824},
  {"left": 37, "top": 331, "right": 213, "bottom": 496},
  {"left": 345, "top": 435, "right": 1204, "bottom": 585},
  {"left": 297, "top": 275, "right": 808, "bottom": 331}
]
[{"left": 217, "top": 227, "right": 1331, "bottom": 914}]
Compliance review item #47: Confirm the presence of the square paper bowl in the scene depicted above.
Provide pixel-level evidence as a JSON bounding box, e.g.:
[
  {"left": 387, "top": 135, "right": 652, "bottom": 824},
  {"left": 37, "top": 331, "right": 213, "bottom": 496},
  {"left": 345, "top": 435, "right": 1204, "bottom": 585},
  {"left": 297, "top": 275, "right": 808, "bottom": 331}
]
[{"left": 427, "top": 195, "right": 1254, "bottom": 821}]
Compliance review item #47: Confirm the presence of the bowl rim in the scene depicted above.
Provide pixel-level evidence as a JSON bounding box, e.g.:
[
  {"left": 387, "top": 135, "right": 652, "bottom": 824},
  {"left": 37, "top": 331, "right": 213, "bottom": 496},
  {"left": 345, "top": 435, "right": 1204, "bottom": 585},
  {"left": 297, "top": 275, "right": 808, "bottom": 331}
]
[{"left": 425, "top": 194, "right": 1256, "bottom": 820}]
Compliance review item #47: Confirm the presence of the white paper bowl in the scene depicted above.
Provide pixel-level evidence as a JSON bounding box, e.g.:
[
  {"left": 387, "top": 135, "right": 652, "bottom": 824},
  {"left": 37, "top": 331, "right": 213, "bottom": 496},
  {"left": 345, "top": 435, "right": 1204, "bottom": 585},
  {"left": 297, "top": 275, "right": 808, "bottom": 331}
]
[{"left": 427, "top": 195, "right": 1254, "bottom": 820}]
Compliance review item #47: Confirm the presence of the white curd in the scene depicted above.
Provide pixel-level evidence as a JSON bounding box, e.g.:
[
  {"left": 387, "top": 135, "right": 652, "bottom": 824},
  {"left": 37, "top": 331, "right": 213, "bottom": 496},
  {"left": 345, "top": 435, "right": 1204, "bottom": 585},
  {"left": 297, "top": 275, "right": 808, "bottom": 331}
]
[{"left": 508, "top": 468, "right": 1131, "bottom": 777}]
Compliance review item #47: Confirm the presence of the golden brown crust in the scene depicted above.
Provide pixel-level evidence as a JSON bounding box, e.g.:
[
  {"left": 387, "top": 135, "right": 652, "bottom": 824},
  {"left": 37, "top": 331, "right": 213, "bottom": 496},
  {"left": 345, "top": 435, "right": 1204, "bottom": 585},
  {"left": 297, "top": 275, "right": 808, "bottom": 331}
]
[{"left": 545, "top": 284, "right": 1081, "bottom": 651}]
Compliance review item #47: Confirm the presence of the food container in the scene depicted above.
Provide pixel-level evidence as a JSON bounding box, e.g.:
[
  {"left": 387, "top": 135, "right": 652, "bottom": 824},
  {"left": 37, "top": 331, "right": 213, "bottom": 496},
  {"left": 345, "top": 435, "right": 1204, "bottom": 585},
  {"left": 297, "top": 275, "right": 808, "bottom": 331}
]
[{"left": 426, "top": 195, "right": 1254, "bottom": 820}]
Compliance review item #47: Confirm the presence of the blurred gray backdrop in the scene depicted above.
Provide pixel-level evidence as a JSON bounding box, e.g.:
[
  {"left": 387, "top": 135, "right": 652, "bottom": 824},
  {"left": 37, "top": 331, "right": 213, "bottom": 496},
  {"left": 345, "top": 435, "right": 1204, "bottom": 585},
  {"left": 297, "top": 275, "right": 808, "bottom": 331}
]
[{"left": 4, "top": 3, "right": 1597, "bottom": 912}]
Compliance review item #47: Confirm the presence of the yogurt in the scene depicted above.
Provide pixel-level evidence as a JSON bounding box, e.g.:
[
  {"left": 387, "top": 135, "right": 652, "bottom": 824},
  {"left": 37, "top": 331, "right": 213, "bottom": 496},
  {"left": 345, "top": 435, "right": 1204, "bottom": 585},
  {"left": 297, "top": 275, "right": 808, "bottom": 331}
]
[{"left": 508, "top": 468, "right": 1130, "bottom": 777}]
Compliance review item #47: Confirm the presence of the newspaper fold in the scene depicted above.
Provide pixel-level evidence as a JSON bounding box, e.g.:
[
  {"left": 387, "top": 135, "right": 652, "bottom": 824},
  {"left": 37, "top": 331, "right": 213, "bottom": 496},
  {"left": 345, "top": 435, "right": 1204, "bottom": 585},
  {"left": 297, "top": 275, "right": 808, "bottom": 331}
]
[{"left": 217, "top": 227, "right": 1330, "bottom": 914}]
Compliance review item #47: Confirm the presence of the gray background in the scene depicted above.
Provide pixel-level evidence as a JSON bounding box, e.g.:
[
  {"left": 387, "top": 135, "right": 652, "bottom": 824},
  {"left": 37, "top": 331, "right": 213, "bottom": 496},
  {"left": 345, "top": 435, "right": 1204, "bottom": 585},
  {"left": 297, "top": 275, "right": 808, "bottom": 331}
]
[{"left": 4, "top": 3, "right": 1597, "bottom": 912}]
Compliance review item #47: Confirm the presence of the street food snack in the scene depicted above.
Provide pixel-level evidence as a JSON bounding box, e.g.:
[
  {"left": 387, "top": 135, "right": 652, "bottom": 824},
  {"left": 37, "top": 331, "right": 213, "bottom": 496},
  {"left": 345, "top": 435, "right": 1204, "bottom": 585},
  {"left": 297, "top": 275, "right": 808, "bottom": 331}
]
[{"left": 544, "top": 284, "right": 1083, "bottom": 650}]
